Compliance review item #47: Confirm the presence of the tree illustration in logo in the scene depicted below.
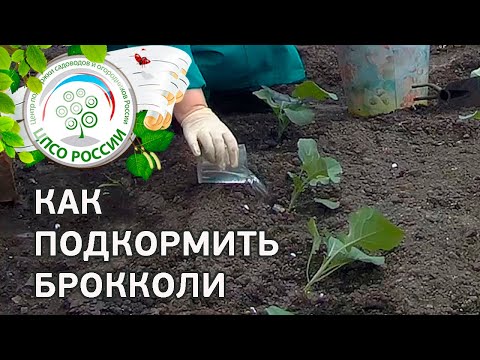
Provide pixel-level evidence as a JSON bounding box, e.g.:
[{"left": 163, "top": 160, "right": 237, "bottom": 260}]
[{"left": 56, "top": 89, "right": 99, "bottom": 139}]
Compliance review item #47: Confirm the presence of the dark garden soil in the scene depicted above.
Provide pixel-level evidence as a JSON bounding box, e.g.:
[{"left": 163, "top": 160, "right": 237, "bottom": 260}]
[{"left": 2, "top": 45, "right": 480, "bottom": 315}]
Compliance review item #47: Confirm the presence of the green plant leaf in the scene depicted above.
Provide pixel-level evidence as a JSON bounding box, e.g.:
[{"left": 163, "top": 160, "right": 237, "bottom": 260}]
[
  {"left": 253, "top": 86, "right": 300, "bottom": 108},
  {"left": 307, "top": 218, "right": 324, "bottom": 252},
  {"left": 134, "top": 111, "right": 149, "bottom": 138},
  {"left": 24, "top": 150, "right": 45, "bottom": 168},
  {"left": 314, "top": 198, "right": 340, "bottom": 209},
  {"left": 26, "top": 45, "right": 47, "bottom": 73},
  {"left": 18, "top": 60, "right": 30, "bottom": 77},
  {"left": 80, "top": 45, "right": 107, "bottom": 63},
  {"left": 1, "top": 131, "right": 24, "bottom": 147},
  {"left": 347, "top": 246, "right": 385, "bottom": 266},
  {"left": 141, "top": 130, "right": 175, "bottom": 152},
  {"left": 297, "top": 139, "right": 329, "bottom": 184},
  {"left": 265, "top": 86, "right": 299, "bottom": 104},
  {"left": 68, "top": 45, "right": 83, "bottom": 56},
  {"left": 324, "top": 236, "right": 383, "bottom": 269},
  {"left": 253, "top": 88, "right": 281, "bottom": 109},
  {"left": 276, "top": 112, "right": 290, "bottom": 138},
  {"left": 10, "top": 45, "right": 21, "bottom": 49},
  {"left": 0, "top": 92, "right": 15, "bottom": 114},
  {"left": 253, "top": 86, "right": 307, "bottom": 140},
  {"left": 298, "top": 138, "right": 320, "bottom": 163},
  {"left": 18, "top": 151, "right": 34, "bottom": 164},
  {"left": 4, "top": 144, "right": 15, "bottom": 158},
  {"left": 0, "top": 47, "right": 11, "bottom": 70},
  {"left": 265, "top": 306, "right": 294, "bottom": 315},
  {"left": 26, "top": 76, "right": 42, "bottom": 94},
  {"left": 292, "top": 80, "right": 338, "bottom": 101},
  {"left": 38, "top": 45, "right": 52, "bottom": 49},
  {"left": 297, "top": 139, "right": 341, "bottom": 186},
  {"left": 288, "top": 171, "right": 304, "bottom": 191},
  {"left": 344, "top": 207, "right": 404, "bottom": 252},
  {"left": 0, "top": 69, "right": 21, "bottom": 93},
  {"left": 306, "top": 160, "right": 329, "bottom": 186},
  {"left": 0, "top": 140, "right": 3, "bottom": 152},
  {"left": 0, "top": 116, "right": 14, "bottom": 132},
  {"left": 10, "top": 70, "right": 20, "bottom": 93},
  {"left": 4, "top": 70, "right": 20, "bottom": 94},
  {"left": 11, "top": 49, "right": 24, "bottom": 63},
  {"left": 284, "top": 106, "right": 315, "bottom": 126},
  {"left": 0, "top": 72, "right": 13, "bottom": 91},
  {"left": 325, "top": 157, "right": 342, "bottom": 184},
  {"left": 306, "top": 218, "right": 325, "bottom": 282},
  {"left": 126, "top": 153, "right": 153, "bottom": 180},
  {"left": 326, "top": 236, "right": 352, "bottom": 268},
  {"left": 305, "top": 209, "right": 402, "bottom": 290},
  {"left": 10, "top": 120, "right": 20, "bottom": 134}
]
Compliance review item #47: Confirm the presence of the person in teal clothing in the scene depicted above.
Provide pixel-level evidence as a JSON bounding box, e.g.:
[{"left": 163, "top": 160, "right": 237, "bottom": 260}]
[{"left": 108, "top": 45, "right": 306, "bottom": 169}]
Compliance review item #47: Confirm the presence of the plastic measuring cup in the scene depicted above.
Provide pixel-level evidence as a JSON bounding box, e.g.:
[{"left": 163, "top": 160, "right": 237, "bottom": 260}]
[{"left": 196, "top": 144, "right": 268, "bottom": 197}]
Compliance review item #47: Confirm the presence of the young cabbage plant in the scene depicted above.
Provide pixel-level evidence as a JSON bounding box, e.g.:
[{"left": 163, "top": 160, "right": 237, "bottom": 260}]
[
  {"left": 288, "top": 138, "right": 342, "bottom": 211},
  {"left": 305, "top": 207, "right": 404, "bottom": 292},
  {"left": 253, "top": 80, "right": 337, "bottom": 141}
]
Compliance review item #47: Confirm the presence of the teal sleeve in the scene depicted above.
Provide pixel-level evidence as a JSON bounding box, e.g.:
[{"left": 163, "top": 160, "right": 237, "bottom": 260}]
[{"left": 124, "top": 44, "right": 205, "bottom": 89}]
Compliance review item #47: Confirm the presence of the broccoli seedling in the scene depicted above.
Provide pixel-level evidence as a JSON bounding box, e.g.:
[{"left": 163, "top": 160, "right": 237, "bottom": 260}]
[
  {"left": 288, "top": 138, "right": 342, "bottom": 211},
  {"left": 305, "top": 207, "right": 404, "bottom": 292},
  {"left": 253, "top": 80, "right": 337, "bottom": 141}
]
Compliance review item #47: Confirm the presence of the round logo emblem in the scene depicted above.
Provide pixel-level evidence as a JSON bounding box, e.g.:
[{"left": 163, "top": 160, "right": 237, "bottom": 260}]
[{"left": 23, "top": 55, "right": 137, "bottom": 168}]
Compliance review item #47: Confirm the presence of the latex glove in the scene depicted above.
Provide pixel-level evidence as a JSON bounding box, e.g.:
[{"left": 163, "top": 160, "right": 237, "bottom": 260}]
[{"left": 180, "top": 107, "right": 239, "bottom": 169}]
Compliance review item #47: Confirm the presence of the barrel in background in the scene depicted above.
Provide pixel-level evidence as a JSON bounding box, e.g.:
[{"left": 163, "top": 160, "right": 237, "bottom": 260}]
[{"left": 336, "top": 45, "right": 430, "bottom": 117}]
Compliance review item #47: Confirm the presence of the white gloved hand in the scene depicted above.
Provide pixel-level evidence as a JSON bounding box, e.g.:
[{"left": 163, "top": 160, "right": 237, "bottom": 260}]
[{"left": 180, "top": 107, "right": 239, "bottom": 169}]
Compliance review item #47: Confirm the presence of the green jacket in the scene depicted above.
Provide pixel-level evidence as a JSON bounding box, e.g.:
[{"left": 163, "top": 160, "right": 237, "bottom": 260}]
[{"left": 107, "top": 45, "right": 306, "bottom": 92}]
